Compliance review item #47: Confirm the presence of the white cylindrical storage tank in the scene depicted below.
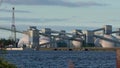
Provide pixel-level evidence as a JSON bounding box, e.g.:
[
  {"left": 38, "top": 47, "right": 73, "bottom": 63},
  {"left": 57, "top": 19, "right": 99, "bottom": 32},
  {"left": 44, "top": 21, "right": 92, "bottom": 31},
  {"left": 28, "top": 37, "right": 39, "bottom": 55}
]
[
  {"left": 100, "top": 35, "right": 116, "bottom": 47},
  {"left": 18, "top": 36, "right": 50, "bottom": 48},
  {"left": 72, "top": 38, "right": 82, "bottom": 48},
  {"left": 40, "top": 37, "right": 50, "bottom": 48},
  {"left": 94, "top": 34, "right": 117, "bottom": 48},
  {"left": 18, "top": 35, "right": 29, "bottom": 48},
  {"left": 94, "top": 38, "right": 101, "bottom": 47}
]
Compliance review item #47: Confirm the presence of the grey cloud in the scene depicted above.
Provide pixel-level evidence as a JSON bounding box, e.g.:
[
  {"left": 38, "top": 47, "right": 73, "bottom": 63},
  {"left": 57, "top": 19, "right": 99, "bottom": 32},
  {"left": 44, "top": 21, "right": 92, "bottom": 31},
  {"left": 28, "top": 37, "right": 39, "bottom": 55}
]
[
  {"left": 0, "top": 9, "right": 31, "bottom": 13},
  {"left": 0, "top": 17, "right": 69, "bottom": 22},
  {"left": 91, "top": 21, "right": 105, "bottom": 23},
  {"left": 111, "top": 19, "right": 120, "bottom": 22},
  {"left": 3, "top": 0, "right": 106, "bottom": 7}
]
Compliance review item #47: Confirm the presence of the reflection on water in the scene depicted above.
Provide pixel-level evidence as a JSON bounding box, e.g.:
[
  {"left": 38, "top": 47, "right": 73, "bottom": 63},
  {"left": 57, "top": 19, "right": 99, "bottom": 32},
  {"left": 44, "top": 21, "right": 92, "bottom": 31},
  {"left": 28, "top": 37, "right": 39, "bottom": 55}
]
[{"left": 0, "top": 50, "right": 116, "bottom": 68}]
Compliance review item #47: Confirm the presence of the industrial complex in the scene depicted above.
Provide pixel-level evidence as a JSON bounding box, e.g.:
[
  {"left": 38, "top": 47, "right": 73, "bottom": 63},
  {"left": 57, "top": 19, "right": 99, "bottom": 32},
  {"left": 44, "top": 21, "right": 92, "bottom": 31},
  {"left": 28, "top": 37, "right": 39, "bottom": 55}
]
[
  {"left": 1, "top": 25, "right": 120, "bottom": 50},
  {"left": 17, "top": 25, "right": 120, "bottom": 49},
  {"left": 0, "top": 7, "right": 120, "bottom": 50}
]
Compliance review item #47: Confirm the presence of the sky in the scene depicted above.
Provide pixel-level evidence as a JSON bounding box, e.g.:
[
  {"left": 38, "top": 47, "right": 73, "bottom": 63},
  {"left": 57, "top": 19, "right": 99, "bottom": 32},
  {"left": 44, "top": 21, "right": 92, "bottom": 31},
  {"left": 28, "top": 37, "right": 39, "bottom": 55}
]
[{"left": 0, "top": 0, "right": 120, "bottom": 39}]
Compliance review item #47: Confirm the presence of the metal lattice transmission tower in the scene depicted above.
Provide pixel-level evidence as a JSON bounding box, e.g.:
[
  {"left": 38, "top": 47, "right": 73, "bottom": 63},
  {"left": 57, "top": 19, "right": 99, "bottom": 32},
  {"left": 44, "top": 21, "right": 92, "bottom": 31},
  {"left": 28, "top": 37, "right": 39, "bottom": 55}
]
[{"left": 11, "top": 7, "right": 16, "bottom": 47}]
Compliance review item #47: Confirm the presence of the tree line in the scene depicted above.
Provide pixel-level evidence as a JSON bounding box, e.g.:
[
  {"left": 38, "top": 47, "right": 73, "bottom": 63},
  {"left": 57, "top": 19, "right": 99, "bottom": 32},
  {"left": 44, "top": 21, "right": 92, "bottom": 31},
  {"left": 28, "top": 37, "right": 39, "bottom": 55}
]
[{"left": 0, "top": 38, "right": 19, "bottom": 48}]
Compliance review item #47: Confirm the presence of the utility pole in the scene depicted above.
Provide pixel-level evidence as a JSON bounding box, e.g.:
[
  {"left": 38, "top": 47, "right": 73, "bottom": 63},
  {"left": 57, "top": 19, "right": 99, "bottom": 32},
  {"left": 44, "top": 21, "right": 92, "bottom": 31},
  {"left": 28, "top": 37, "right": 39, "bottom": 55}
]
[{"left": 11, "top": 7, "right": 16, "bottom": 47}]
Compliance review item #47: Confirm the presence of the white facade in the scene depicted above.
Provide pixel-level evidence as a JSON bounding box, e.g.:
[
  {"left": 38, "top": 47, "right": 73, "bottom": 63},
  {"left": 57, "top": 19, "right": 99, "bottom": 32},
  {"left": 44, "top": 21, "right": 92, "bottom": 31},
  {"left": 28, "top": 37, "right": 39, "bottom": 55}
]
[
  {"left": 18, "top": 35, "right": 50, "bottom": 48},
  {"left": 94, "top": 35, "right": 118, "bottom": 48},
  {"left": 72, "top": 38, "right": 82, "bottom": 48}
]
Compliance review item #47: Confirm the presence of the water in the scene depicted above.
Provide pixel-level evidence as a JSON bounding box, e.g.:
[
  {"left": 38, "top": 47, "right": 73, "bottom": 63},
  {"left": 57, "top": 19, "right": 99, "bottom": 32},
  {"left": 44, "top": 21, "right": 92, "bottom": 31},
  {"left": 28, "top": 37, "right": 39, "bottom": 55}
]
[{"left": 0, "top": 50, "right": 116, "bottom": 68}]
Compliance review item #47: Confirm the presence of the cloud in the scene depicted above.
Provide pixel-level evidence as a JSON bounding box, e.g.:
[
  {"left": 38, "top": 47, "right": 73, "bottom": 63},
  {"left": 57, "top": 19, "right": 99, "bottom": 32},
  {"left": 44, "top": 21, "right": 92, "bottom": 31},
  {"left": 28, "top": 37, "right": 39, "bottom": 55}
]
[
  {"left": 0, "top": 9, "right": 31, "bottom": 13},
  {"left": 110, "top": 19, "right": 120, "bottom": 22},
  {"left": 0, "top": 17, "right": 69, "bottom": 22},
  {"left": 3, "top": 0, "right": 106, "bottom": 7}
]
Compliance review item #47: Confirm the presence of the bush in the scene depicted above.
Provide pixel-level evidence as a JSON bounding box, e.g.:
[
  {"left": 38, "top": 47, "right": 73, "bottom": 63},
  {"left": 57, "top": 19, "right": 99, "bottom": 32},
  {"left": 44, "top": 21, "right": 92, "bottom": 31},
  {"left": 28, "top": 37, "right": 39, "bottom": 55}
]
[{"left": 0, "top": 57, "right": 17, "bottom": 68}]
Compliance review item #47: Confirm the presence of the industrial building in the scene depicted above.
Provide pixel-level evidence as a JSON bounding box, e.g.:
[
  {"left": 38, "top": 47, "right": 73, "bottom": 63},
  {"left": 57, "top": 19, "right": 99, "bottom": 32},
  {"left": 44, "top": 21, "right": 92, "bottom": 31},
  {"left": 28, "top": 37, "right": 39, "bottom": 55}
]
[
  {"left": 0, "top": 7, "right": 120, "bottom": 50},
  {"left": 17, "top": 25, "right": 120, "bottom": 50}
]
